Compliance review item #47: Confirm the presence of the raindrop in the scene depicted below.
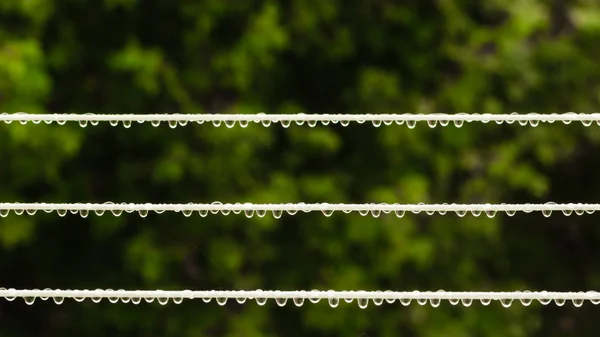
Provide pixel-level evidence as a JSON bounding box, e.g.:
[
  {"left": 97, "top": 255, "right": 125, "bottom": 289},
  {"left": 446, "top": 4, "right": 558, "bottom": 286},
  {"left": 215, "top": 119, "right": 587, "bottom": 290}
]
[
  {"left": 121, "top": 296, "right": 132, "bottom": 304},
  {"left": 461, "top": 298, "right": 473, "bottom": 307},
  {"left": 293, "top": 298, "right": 304, "bottom": 306},
  {"left": 212, "top": 120, "right": 222, "bottom": 127},
  {"left": 256, "top": 298, "right": 267, "bottom": 306},
  {"left": 182, "top": 209, "right": 193, "bottom": 217},
  {"left": 430, "top": 298, "right": 441, "bottom": 307},
  {"left": 79, "top": 120, "right": 88, "bottom": 127},
  {"left": 340, "top": 120, "right": 350, "bottom": 126},
  {"left": 280, "top": 120, "right": 290, "bottom": 128},
  {"left": 272, "top": 210, "right": 283, "bottom": 219},
  {"left": 210, "top": 202, "right": 223, "bottom": 215},
  {"left": 384, "top": 291, "right": 395, "bottom": 304},
  {"left": 14, "top": 209, "right": 24, "bottom": 215},
  {"left": 372, "top": 120, "right": 382, "bottom": 127},
  {"left": 454, "top": 120, "right": 464, "bottom": 128},
  {"left": 575, "top": 209, "right": 584, "bottom": 216},
  {"left": 582, "top": 120, "right": 593, "bottom": 127},
  {"left": 94, "top": 210, "right": 105, "bottom": 216},
  {"left": 74, "top": 296, "right": 85, "bottom": 302},
  {"left": 122, "top": 120, "right": 132, "bottom": 128},
  {"left": 168, "top": 120, "right": 178, "bottom": 128},
  {"left": 307, "top": 120, "right": 317, "bottom": 127},
  {"left": 244, "top": 210, "right": 255, "bottom": 218},
  {"left": 588, "top": 291, "right": 600, "bottom": 305},
  {"left": 406, "top": 121, "right": 417, "bottom": 129},
  {"left": 261, "top": 120, "right": 272, "bottom": 127},
  {"left": 500, "top": 298, "right": 513, "bottom": 308},
  {"left": 216, "top": 298, "right": 228, "bottom": 306},
  {"left": 151, "top": 120, "right": 161, "bottom": 127},
  {"left": 471, "top": 210, "right": 482, "bottom": 217},
  {"left": 157, "top": 297, "right": 169, "bottom": 305},
  {"left": 370, "top": 209, "right": 381, "bottom": 218},
  {"left": 0, "top": 209, "right": 8, "bottom": 217},
  {"left": 80, "top": 210, "right": 89, "bottom": 218},
  {"left": 322, "top": 210, "right": 334, "bottom": 217},
  {"left": 373, "top": 298, "right": 383, "bottom": 306},
  {"left": 485, "top": 210, "right": 496, "bottom": 218},
  {"left": 328, "top": 297, "right": 340, "bottom": 307},
  {"left": 554, "top": 298, "right": 566, "bottom": 306},
  {"left": 506, "top": 210, "right": 516, "bottom": 217},
  {"left": 357, "top": 298, "right": 369, "bottom": 309},
  {"left": 198, "top": 210, "right": 208, "bottom": 217},
  {"left": 138, "top": 210, "right": 148, "bottom": 218},
  {"left": 225, "top": 120, "right": 236, "bottom": 128},
  {"left": 572, "top": 299, "right": 584, "bottom": 307},
  {"left": 111, "top": 208, "right": 123, "bottom": 217},
  {"left": 144, "top": 297, "right": 155, "bottom": 303},
  {"left": 538, "top": 298, "right": 551, "bottom": 305},
  {"left": 456, "top": 210, "right": 467, "bottom": 217},
  {"left": 53, "top": 296, "right": 65, "bottom": 305},
  {"left": 427, "top": 120, "right": 437, "bottom": 128},
  {"left": 358, "top": 210, "right": 369, "bottom": 216},
  {"left": 201, "top": 298, "right": 211, "bottom": 303},
  {"left": 400, "top": 298, "right": 411, "bottom": 306},
  {"left": 236, "top": 298, "right": 247, "bottom": 304},
  {"left": 178, "top": 120, "right": 188, "bottom": 127},
  {"left": 529, "top": 120, "right": 539, "bottom": 127},
  {"left": 24, "top": 297, "right": 36, "bottom": 305},
  {"left": 256, "top": 210, "right": 267, "bottom": 218},
  {"left": 449, "top": 298, "right": 459, "bottom": 306},
  {"left": 131, "top": 297, "right": 141, "bottom": 304},
  {"left": 276, "top": 298, "right": 288, "bottom": 307},
  {"left": 395, "top": 210, "right": 405, "bottom": 218},
  {"left": 480, "top": 298, "right": 491, "bottom": 306},
  {"left": 417, "top": 298, "right": 427, "bottom": 306}
]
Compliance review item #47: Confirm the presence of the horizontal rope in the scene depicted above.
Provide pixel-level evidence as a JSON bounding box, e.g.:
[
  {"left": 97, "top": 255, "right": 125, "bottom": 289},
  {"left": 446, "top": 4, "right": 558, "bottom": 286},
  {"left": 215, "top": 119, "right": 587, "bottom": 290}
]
[
  {"left": 1, "top": 113, "right": 600, "bottom": 128},
  {"left": 0, "top": 202, "right": 596, "bottom": 218},
  {"left": 0, "top": 288, "right": 597, "bottom": 307}
]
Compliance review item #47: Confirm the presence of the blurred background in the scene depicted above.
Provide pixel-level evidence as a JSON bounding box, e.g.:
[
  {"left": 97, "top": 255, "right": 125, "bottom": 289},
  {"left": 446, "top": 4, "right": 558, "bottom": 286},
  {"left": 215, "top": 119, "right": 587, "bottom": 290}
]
[{"left": 1, "top": 0, "right": 600, "bottom": 336}]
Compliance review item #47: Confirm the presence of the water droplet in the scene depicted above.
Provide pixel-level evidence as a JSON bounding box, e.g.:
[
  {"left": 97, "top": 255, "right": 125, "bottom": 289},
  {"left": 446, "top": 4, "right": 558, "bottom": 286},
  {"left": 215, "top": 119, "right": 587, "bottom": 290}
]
[
  {"left": 430, "top": 298, "right": 441, "bottom": 307},
  {"left": 340, "top": 120, "right": 350, "bottom": 126},
  {"left": 216, "top": 298, "right": 227, "bottom": 306},
  {"left": 168, "top": 120, "right": 178, "bottom": 128},
  {"left": 137, "top": 209, "right": 148, "bottom": 218},
  {"left": 554, "top": 298, "right": 566, "bottom": 306},
  {"left": 384, "top": 291, "right": 395, "bottom": 304},
  {"left": 372, "top": 120, "right": 382, "bottom": 127},
  {"left": 357, "top": 298, "right": 369, "bottom": 309},
  {"left": 485, "top": 210, "right": 496, "bottom": 218},
  {"left": 256, "top": 210, "right": 266, "bottom": 217},
  {"left": 150, "top": 120, "right": 161, "bottom": 127},
  {"left": 0, "top": 209, "right": 8, "bottom": 217},
  {"left": 293, "top": 298, "right": 304, "bottom": 306},
  {"left": 53, "top": 296, "right": 65, "bottom": 305},
  {"left": 582, "top": 120, "right": 593, "bottom": 127},
  {"left": 425, "top": 210, "right": 435, "bottom": 215},
  {"left": 122, "top": 120, "right": 132, "bottom": 128},
  {"left": 200, "top": 297, "right": 210, "bottom": 303},
  {"left": 506, "top": 210, "right": 516, "bottom": 216},
  {"left": 111, "top": 208, "right": 123, "bottom": 216},
  {"left": 400, "top": 298, "right": 411, "bottom": 306},
  {"left": 358, "top": 210, "right": 369, "bottom": 216},
  {"left": 256, "top": 298, "right": 267, "bottom": 306},
  {"left": 406, "top": 121, "right": 416, "bottom": 129},
  {"left": 395, "top": 210, "right": 405, "bottom": 218},
  {"left": 74, "top": 296, "right": 85, "bottom": 302},
  {"left": 79, "top": 120, "right": 88, "bottom": 127},
  {"left": 479, "top": 298, "right": 491, "bottom": 306},
  {"left": 529, "top": 120, "right": 539, "bottom": 127},
  {"left": 417, "top": 298, "right": 427, "bottom": 305},
  {"left": 500, "top": 298, "right": 513, "bottom": 307},
  {"left": 344, "top": 298, "right": 353, "bottom": 303},
  {"left": 276, "top": 298, "right": 288, "bottom": 307},
  {"left": 471, "top": 210, "right": 481, "bottom": 217},
  {"left": 80, "top": 209, "right": 89, "bottom": 218},
  {"left": 93, "top": 209, "right": 104, "bottom": 216},
  {"left": 373, "top": 298, "right": 383, "bottom": 306},
  {"left": 308, "top": 296, "right": 320, "bottom": 304},
  {"left": 456, "top": 210, "right": 467, "bottom": 217},
  {"left": 427, "top": 120, "right": 437, "bottom": 128},
  {"left": 538, "top": 298, "right": 551, "bottom": 305},
  {"left": 14, "top": 209, "right": 24, "bottom": 215},
  {"left": 576, "top": 209, "right": 585, "bottom": 216},
  {"left": 196, "top": 209, "right": 207, "bottom": 217},
  {"left": 449, "top": 298, "right": 459, "bottom": 305},
  {"left": 131, "top": 297, "right": 141, "bottom": 304},
  {"left": 272, "top": 210, "right": 283, "bottom": 219},
  {"left": 454, "top": 120, "right": 464, "bottom": 128},
  {"left": 370, "top": 209, "right": 381, "bottom": 217},
  {"left": 244, "top": 210, "right": 254, "bottom": 218},
  {"left": 328, "top": 297, "right": 339, "bottom": 308},
  {"left": 121, "top": 296, "right": 131, "bottom": 304},
  {"left": 572, "top": 299, "right": 584, "bottom": 307},
  {"left": 236, "top": 297, "right": 246, "bottom": 304},
  {"left": 157, "top": 297, "right": 169, "bottom": 305},
  {"left": 24, "top": 297, "right": 36, "bottom": 305},
  {"left": 587, "top": 291, "right": 600, "bottom": 304},
  {"left": 321, "top": 209, "right": 334, "bottom": 217},
  {"left": 225, "top": 120, "right": 236, "bottom": 128}
]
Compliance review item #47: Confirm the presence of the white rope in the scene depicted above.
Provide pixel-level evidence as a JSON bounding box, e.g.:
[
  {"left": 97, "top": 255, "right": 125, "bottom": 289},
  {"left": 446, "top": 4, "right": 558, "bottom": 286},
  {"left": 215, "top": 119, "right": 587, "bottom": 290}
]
[
  {"left": 0, "top": 202, "right": 595, "bottom": 218},
  {"left": 2, "top": 113, "right": 600, "bottom": 128},
  {"left": 0, "top": 288, "right": 597, "bottom": 307}
]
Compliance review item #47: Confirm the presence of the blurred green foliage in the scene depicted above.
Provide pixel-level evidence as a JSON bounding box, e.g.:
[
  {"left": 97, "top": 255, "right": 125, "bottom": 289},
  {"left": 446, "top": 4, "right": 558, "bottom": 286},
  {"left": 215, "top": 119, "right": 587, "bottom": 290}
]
[{"left": 1, "top": 0, "right": 600, "bottom": 336}]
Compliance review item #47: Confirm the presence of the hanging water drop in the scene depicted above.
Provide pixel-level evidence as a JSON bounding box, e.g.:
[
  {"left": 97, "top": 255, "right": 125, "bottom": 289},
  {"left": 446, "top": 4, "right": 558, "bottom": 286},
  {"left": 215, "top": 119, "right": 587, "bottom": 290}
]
[
  {"left": 406, "top": 120, "right": 417, "bottom": 129},
  {"left": 244, "top": 209, "right": 254, "bottom": 218},
  {"left": 307, "top": 120, "right": 317, "bottom": 127},
  {"left": 357, "top": 298, "right": 369, "bottom": 309},
  {"left": 575, "top": 209, "right": 584, "bottom": 216},
  {"left": 256, "top": 210, "right": 266, "bottom": 218},
  {"left": 572, "top": 299, "right": 584, "bottom": 307},
  {"left": 79, "top": 120, "right": 88, "bottom": 127},
  {"left": 216, "top": 298, "right": 228, "bottom": 306},
  {"left": 370, "top": 209, "right": 381, "bottom": 217},
  {"left": 542, "top": 209, "right": 552, "bottom": 217},
  {"left": 57, "top": 209, "right": 67, "bottom": 217},
  {"left": 417, "top": 298, "right": 427, "bottom": 305},
  {"left": 94, "top": 209, "right": 105, "bottom": 216},
  {"left": 275, "top": 298, "right": 288, "bottom": 307},
  {"left": 471, "top": 210, "right": 482, "bottom": 217},
  {"left": 272, "top": 210, "right": 283, "bottom": 219},
  {"left": 122, "top": 120, "right": 132, "bottom": 128},
  {"left": 157, "top": 297, "right": 169, "bottom": 305},
  {"left": 506, "top": 210, "right": 516, "bottom": 216},
  {"left": 372, "top": 120, "right": 382, "bottom": 127},
  {"left": 236, "top": 297, "right": 247, "bottom": 304},
  {"left": 168, "top": 120, "right": 178, "bottom": 128},
  {"left": 25, "top": 209, "right": 37, "bottom": 215},
  {"left": 500, "top": 298, "right": 513, "bottom": 307},
  {"left": 529, "top": 120, "right": 539, "bottom": 127},
  {"left": 256, "top": 298, "right": 267, "bottom": 306},
  {"left": 74, "top": 296, "right": 85, "bottom": 302},
  {"left": 427, "top": 120, "right": 438, "bottom": 128},
  {"left": 24, "top": 297, "right": 36, "bottom": 305},
  {"left": 138, "top": 209, "right": 148, "bottom": 218},
  {"left": 554, "top": 298, "right": 566, "bottom": 306},
  {"left": 461, "top": 298, "right": 473, "bottom": 307},
  {"left": 0, "top": 209, "right": 8, "bottom": 217},
  {"left": 485, "top": 210, "right": 496, "bottom": 218},
  {"left": 322, "top": 209, "right": 334, "bottom": 217},
  {"left": 201, "top": 297, "right": 211, "bottom": 303},
  {"left": 178, "top": 120, "right": 188, "bottom": 127},
  {"left": 456, "top": 210, "right": 467, "bottom": 217},
  {"left": 340, "top": 120, "right": 350, "bottom": 127},
  {"left": 328, "top": 297, "right": 339, "bottom": 308},
  {"left": 582, "top": 120, "right": 593, "bottom": 127},
  {"left": 358, "top": 210, "right": 369, "bottom": 216},
  {"left": 449, "top": 298, "right": 459, "bottom": 305},
  {"left": 151, "top": 120, "right": 161, "bottom": 127},
  {"left": 480, "top": 298, "right": 491, "bottom": 306},
  {"left": 53, "top": 296, "right": 65, "bottom": 305},
  {"left": 225, "top": 120, "right": 236, "bottom": 128},
  {"left": 400, "top": 298, "right": 411, "bottom": 306},
  {"left": 129, "top": 297, "right": 140, "bottom": 304},
  {"left": 430, "top": 298, "right": 441, "bottom": 307},
  {"left": 538, "top": 298, "right": 551, "bottom": 305},
  {"left": 293, "top": 297, "right": 304, "bottom": 306},
  {"left": 14, "top": 209, "right": 24, "bottom": 215},
  {"left": 395, "top": 210, "right": 405, "bottom": 218},
  {"left": 80, "top": 210, "right": 89, "bottom": 218}
]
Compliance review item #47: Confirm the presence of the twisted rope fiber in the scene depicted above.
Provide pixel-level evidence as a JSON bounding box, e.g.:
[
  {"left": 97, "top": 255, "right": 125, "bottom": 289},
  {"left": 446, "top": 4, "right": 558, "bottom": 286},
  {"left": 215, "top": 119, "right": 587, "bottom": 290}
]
[
  {"left": 1, "top": 289, "right": 598, "bottom": 307},
  {"left": 2, "top": 112, "right": 600, "bottom": 125},
  {"left": 0, "top": 202, "right": 598, "bottom": 217}
]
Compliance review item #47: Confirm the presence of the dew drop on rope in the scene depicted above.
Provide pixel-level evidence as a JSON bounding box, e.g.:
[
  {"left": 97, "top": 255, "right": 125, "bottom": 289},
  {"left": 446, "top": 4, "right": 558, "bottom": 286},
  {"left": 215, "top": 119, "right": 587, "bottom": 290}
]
[
  {"left": 400, "top": 298, "right": 411, "bottom": 306},
  {"left": 417, "top": 298, "right": 427, "bottom": 305},
  {"left": 395, "top": 210, "right": 405, "bottom": 218},
  {"left": 236, "top": 298, "right": 246, "bottom": 304},
  {"left": 328, "top": 298, "right": 339, "bottom": 308},
  {"left": 256, "top": 298, "right": 267, "bottom": 306},
  {"left": 216, "top": 298, "right": 228, "bottom": 306},
  {"left": 357, "top": 298, "right": 369, "bottom": 309},
  {"left": 272, "top": 210, "right": 283, "bottom": 219},
  {"left": 0, "top": 209, "right": 8, "bottom": 217},
  {"left": 276, "top": 298, "right": 287, "bottom": 307},
  {"left": 479, "top": 298, "right": 491, "bottom": 306},
  {"left": 449, "top": 298, "right": 459, "bottom": 306},
  {"left": 500, "top": 298, "right": 512, "bottom": 308},
  {"left": 554, "top": 298, "right": 566, "bottom": 306},
  {"left": 293, "top": 298, "right": 304, "bottom": 307}
]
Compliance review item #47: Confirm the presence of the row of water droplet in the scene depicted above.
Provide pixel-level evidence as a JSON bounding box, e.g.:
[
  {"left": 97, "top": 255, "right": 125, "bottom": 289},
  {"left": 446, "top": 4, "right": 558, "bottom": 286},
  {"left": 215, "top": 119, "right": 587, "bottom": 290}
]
[
  {"left": 2, "top": 114, "right": 600, "bottom": 129},
  {"left": 1, "top": 288, "right": 597, "bottom": 308},
  {"left": 0, "top": 204, "right": 594, "bottom": 219}
]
